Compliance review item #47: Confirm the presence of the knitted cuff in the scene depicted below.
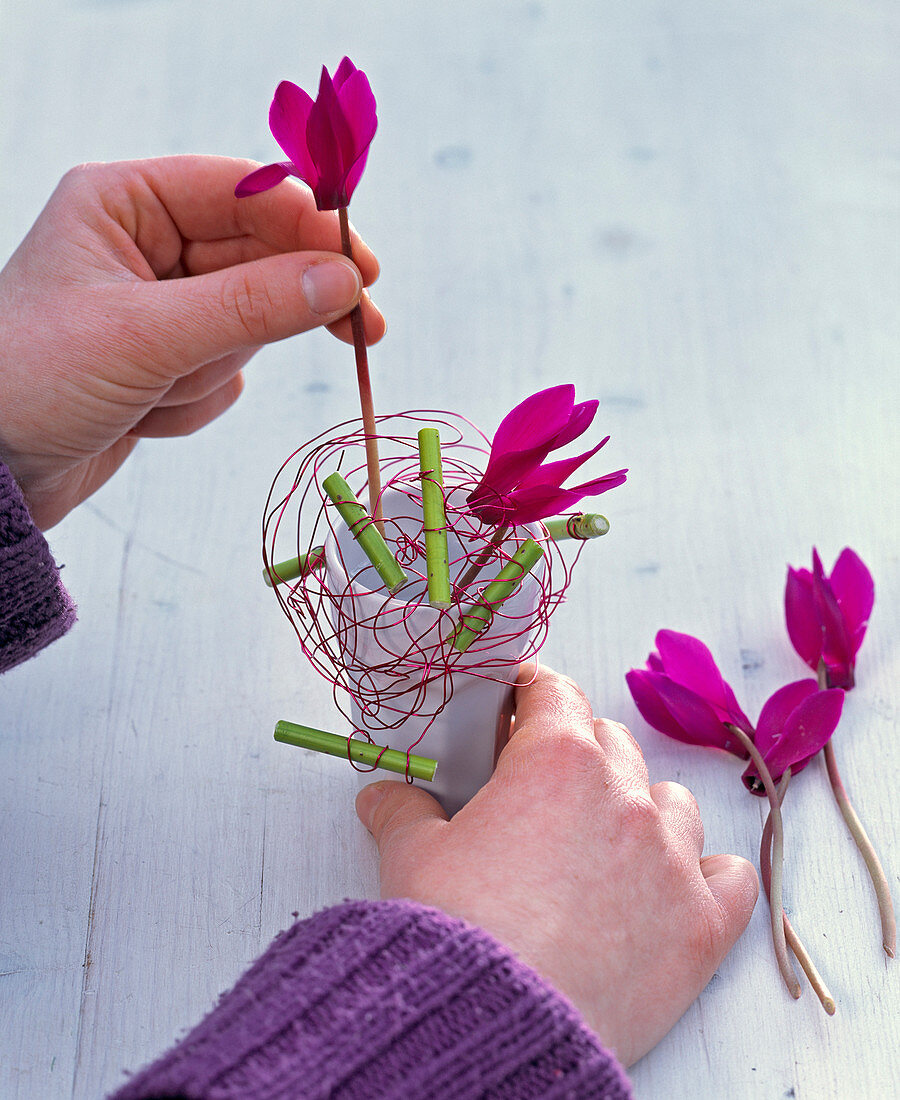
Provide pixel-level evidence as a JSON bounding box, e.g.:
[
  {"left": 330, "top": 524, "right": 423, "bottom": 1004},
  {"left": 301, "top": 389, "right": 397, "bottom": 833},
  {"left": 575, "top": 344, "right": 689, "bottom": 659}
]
[
  {"left": 0, "top": 461, "right": 76, "bottom": 673},
  {"left": 110, "top": 898, "right": 632, "bottom": 1100}
]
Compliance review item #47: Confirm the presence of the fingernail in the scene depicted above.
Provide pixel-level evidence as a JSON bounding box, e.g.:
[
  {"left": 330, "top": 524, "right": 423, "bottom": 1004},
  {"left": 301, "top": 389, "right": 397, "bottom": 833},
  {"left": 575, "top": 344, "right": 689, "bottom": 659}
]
[{"left": 302, "top": 260, "right": 361, "bottom": 316}]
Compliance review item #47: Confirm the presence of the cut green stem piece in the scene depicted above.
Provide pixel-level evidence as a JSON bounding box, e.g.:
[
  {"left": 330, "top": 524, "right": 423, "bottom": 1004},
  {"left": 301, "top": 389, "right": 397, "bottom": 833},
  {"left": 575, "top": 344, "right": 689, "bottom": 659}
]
[
  {"left": 274, "top": 720, "right": 437, "bottom": 781},
  {"left": 727, "top": 723, "right": 802, "bottom": 1000},
  {"left": 761, "top": 771, "right": 836, "bottom": 1015},
  {"left": 338, "top": 206, "right": 384, "bottom": 535},
  {"left": 543, "top": 513, "right": 610, "bottom": 541},
  {"left": 263, "top": 546, "right": 326, "bottom": 587},
  {"left": 448, "top": 538, "right": 544, "bottom": 653},
  {"left": 418, "top": 427, "right": 452, "bottom": 609},
  {"left": 323, "top": 472, "right": 407, "bottom": 594}
]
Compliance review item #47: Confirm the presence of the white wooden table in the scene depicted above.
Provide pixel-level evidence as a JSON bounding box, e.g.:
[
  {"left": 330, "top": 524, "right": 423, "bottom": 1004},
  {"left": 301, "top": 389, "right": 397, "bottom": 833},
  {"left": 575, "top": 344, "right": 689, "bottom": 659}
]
[{"left": 2, "top": 2, "right": 897, "bottom": 1096}]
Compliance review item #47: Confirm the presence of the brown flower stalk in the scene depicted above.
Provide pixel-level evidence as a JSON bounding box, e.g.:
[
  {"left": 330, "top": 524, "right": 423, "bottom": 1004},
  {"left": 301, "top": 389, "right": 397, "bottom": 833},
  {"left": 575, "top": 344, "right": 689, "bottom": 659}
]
[
  {"left": 338, "top": 206, "right": 384, "bottom": 536},
  {"left": 726, "top": 723, "right": 801, "bottom": 999},
  {"left": 817, "top": 666, "right": 896, "bottom": 957},
  {"left": 760, "top": 771, "right": 836, "bottom": 1014},
  {"left": 457, "top": 524, "right": 509, "bottom": 592}
]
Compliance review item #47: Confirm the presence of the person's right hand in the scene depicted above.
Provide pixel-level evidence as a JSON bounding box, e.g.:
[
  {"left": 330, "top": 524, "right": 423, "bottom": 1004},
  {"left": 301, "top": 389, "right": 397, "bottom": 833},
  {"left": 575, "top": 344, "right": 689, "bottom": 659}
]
[
  {"left": 357, "top": 664, "right": 759, "bottom": 1067},
  {"left": 0, "top": 155, "right": 384, "bottom": 529}
]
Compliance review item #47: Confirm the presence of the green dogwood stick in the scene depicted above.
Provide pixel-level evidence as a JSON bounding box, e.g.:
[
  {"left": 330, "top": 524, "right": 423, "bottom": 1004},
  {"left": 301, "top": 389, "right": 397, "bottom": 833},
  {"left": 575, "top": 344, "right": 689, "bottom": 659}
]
[
  {"left": 543, "top": 513, "right": 609, "bottom": 541},
  {"left": 448, "top": 538, "right": 544, "bottom": 653},
  {"left": 418, "top": 427, "right": 452, "bottom": 609},
  {"left": 274, "top": 720, "right": 437, "bottom": 781},
  {"left": 262, "top": 546, "right": 326, "bottom": 587},
  {"left": 322, "top": 472, "right": 407, "bottom": 594}
]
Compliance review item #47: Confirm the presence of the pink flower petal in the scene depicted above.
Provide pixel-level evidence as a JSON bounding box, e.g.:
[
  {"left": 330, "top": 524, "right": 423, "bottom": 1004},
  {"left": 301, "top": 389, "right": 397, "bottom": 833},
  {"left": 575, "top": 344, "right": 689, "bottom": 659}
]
[
  {"left": 743, "top": 684, "right": 843, "bottom": 788},
  {"left": 306, "top": 66, "right": 355, "bottom": 208},
  {"left": 754, "top": 679, "right": 819, "bottom": 757},
  {"left": 550, "top": 469, "right": 628, "bottom": 497},
  {"left": 488, "top": 472, "right": 626, "bottom": 524},
  {"left": 785, "top": 565, "right": 820, "bottom": 670},
  {"left": 268, "top": 81, "right": 317, "bottom": 185},
  {"left": 812, "top": 549, "right": 854, "bottom": 687},
  {"left": 333, "top": 56, "right": 357, "bottom": 90},
  {"left": 627, "top": 671, "right": 734, "bottom": 750},
  {"left": 546, "top": 399, "right": 599, "bottom": 449},
  {"left": 514, "top": 438, "right": 610, "bottom": 492},
  {"left": 829, "top": 547, "right": 875, "bottom": 656},
  {"left": 336, "top": 69, "right": 378, "bottom": 202},
  {"left": 234, "top": 162, "right": 293, "bottom": 197},
  {"left": 655, "top": 631, "right": 734, "bottom": 718},
  {"left": 490, "top": 385, "right": 576, "bottom": 458},
  {"left": 626, "top": 669, "right": 682, "bottom": 738}
]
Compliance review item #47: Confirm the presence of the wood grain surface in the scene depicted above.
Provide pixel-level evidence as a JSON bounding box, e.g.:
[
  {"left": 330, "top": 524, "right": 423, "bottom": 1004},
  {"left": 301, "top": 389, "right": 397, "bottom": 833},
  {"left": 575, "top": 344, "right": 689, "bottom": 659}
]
[{"left": 1, "top": 2, "right": 897, "bottom": 1097}]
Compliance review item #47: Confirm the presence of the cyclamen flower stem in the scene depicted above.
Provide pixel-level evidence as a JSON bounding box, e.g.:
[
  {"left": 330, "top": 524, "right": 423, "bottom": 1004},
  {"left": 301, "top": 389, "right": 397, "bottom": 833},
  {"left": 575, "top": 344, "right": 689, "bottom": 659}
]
[
  {"left": 457, "top": 525, "right": 509, "bottom": 591},
  {"left": 820, "top": 747, "right": 896, "bottom": 959},
  {"left": 760, "top": 772, "right": 836, "bottom": 1015},
  {"left": 338, "top": 206, "right": 384, "bottom": 536},
  {"left": 726, "top": 723, "right": 802, "bottom": 999},
  {"left": 817, "top": 664, "right": 896, "bottom": 957}
]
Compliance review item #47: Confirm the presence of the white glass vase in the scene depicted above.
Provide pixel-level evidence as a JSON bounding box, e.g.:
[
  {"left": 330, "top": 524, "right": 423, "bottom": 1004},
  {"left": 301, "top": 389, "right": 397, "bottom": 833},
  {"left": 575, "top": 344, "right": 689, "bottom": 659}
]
[{"left": 324, "top": 491, "right": 544, "bottom": 815}]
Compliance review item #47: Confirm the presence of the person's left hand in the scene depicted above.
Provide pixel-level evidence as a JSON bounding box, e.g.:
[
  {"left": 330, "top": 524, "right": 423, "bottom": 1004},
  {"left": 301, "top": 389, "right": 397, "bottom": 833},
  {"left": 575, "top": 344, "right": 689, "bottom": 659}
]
[{"left": 0, "top": 155, "right": 385, "bottom": 529}]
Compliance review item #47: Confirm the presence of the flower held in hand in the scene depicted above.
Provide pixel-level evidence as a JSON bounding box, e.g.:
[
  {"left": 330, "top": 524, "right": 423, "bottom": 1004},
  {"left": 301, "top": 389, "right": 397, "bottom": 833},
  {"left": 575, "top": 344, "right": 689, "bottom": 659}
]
[
  {"left": 785, "top": 547, "right": 874, "bottom": 689},
  {"left": 235, "top": 57, "right": 377, "bottom": 210},
  {"left": 467, "top": 385, "right": 627, "bottom": 526}
]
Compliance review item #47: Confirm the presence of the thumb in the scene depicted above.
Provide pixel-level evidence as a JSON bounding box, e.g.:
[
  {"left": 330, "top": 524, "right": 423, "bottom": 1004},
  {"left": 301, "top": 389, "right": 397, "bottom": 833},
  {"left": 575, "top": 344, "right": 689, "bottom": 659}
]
[
  {"left": 125, "top": 252, "right": 363, "bottom": 378},
  {"left": 700, "top": 853, "right": 759, "bottom": 957},
  {"left": 356, "top": 780, "right": 449, "bottom": 856}
]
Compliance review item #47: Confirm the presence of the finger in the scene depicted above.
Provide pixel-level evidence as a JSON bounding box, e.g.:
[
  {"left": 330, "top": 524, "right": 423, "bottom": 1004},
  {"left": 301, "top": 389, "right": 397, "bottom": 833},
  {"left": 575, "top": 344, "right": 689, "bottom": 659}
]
[
  {"left": 182, "top": 226, "right": 379, "bottom": 288},
  {"left": 129, "top": 372, "right": 244, "bottom": 437},
  {"left": 700, "top": 853, "right": 759, "bottom": 957},
  {"left": 155, "top": 349, "right": 256, "bottom": 407},
  {"left": 590, "top": 717, "right": 650, "bottom": 787},
  {"left": 650, "top": 780, "right": 705, "bottom": 856},
  {"left": 126, "top": 252, "right": 363, "bottom": 378},
  {"left": 325, "top": 292, "right": 387, "bottom": 346},
  {"left": 356, "top": 781, "right": 449, "bottom": 857},
  {"left": 97, "top": 156, "right": 379, "bottom": 283},
  {"left": 511, "top": 663, "right": 595, "bottom": 745}
]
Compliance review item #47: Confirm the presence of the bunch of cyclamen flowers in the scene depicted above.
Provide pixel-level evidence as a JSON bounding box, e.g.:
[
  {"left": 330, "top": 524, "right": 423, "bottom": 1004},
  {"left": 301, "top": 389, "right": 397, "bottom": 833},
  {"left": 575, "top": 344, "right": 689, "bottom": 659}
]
[{"left": 627, "top": 548, "right": 894, "bottom": 1011}]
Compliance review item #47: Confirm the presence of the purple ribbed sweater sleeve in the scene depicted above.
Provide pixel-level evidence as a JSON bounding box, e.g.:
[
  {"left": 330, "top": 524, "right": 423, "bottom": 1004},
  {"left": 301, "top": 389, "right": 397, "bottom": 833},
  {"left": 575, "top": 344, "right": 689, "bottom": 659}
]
[
  {"left": 0, "top": 461, "right": 76, "bottom": 672},
  {"left": 109, "top": 899, "right": 632, "bottom": 1099}
]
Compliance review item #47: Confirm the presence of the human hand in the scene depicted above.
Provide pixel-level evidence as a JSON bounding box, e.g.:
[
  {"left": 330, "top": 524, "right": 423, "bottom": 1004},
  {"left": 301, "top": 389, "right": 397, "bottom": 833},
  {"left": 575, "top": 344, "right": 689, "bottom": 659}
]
[
  {"left": 0, "top": 155, "right": 384, "bottom": 529},
  {"left": 356, "top": 664, "right": 759, "bottom": 1067}
]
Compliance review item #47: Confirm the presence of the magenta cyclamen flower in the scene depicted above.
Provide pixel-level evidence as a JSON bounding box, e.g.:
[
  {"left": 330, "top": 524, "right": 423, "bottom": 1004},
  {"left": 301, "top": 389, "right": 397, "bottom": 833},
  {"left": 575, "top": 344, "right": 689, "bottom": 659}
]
[
  {"left": 466, "top": 385, "right": 627, "bottom": 525},
  {"left": 625, "top": 630, "right": 754, "bottom": 757},
  {"left": 740, "top": 679, "right": 844, "bottom": 792},
  {"left": 785, "top": 547, "right": 874, "bottom": 689},
  {"left": 626, "top": 630, "right": 844, "bottom": 790},
  {"left": 235, "top": 57, "right": 377, "bottom": 210}
]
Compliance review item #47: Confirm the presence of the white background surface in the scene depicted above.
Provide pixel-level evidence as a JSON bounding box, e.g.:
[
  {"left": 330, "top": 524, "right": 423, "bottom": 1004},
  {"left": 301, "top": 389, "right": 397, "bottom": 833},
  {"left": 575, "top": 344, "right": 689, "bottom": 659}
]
[{"left": 1, "top": 2, "right": 898, "bottom": 1097}]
